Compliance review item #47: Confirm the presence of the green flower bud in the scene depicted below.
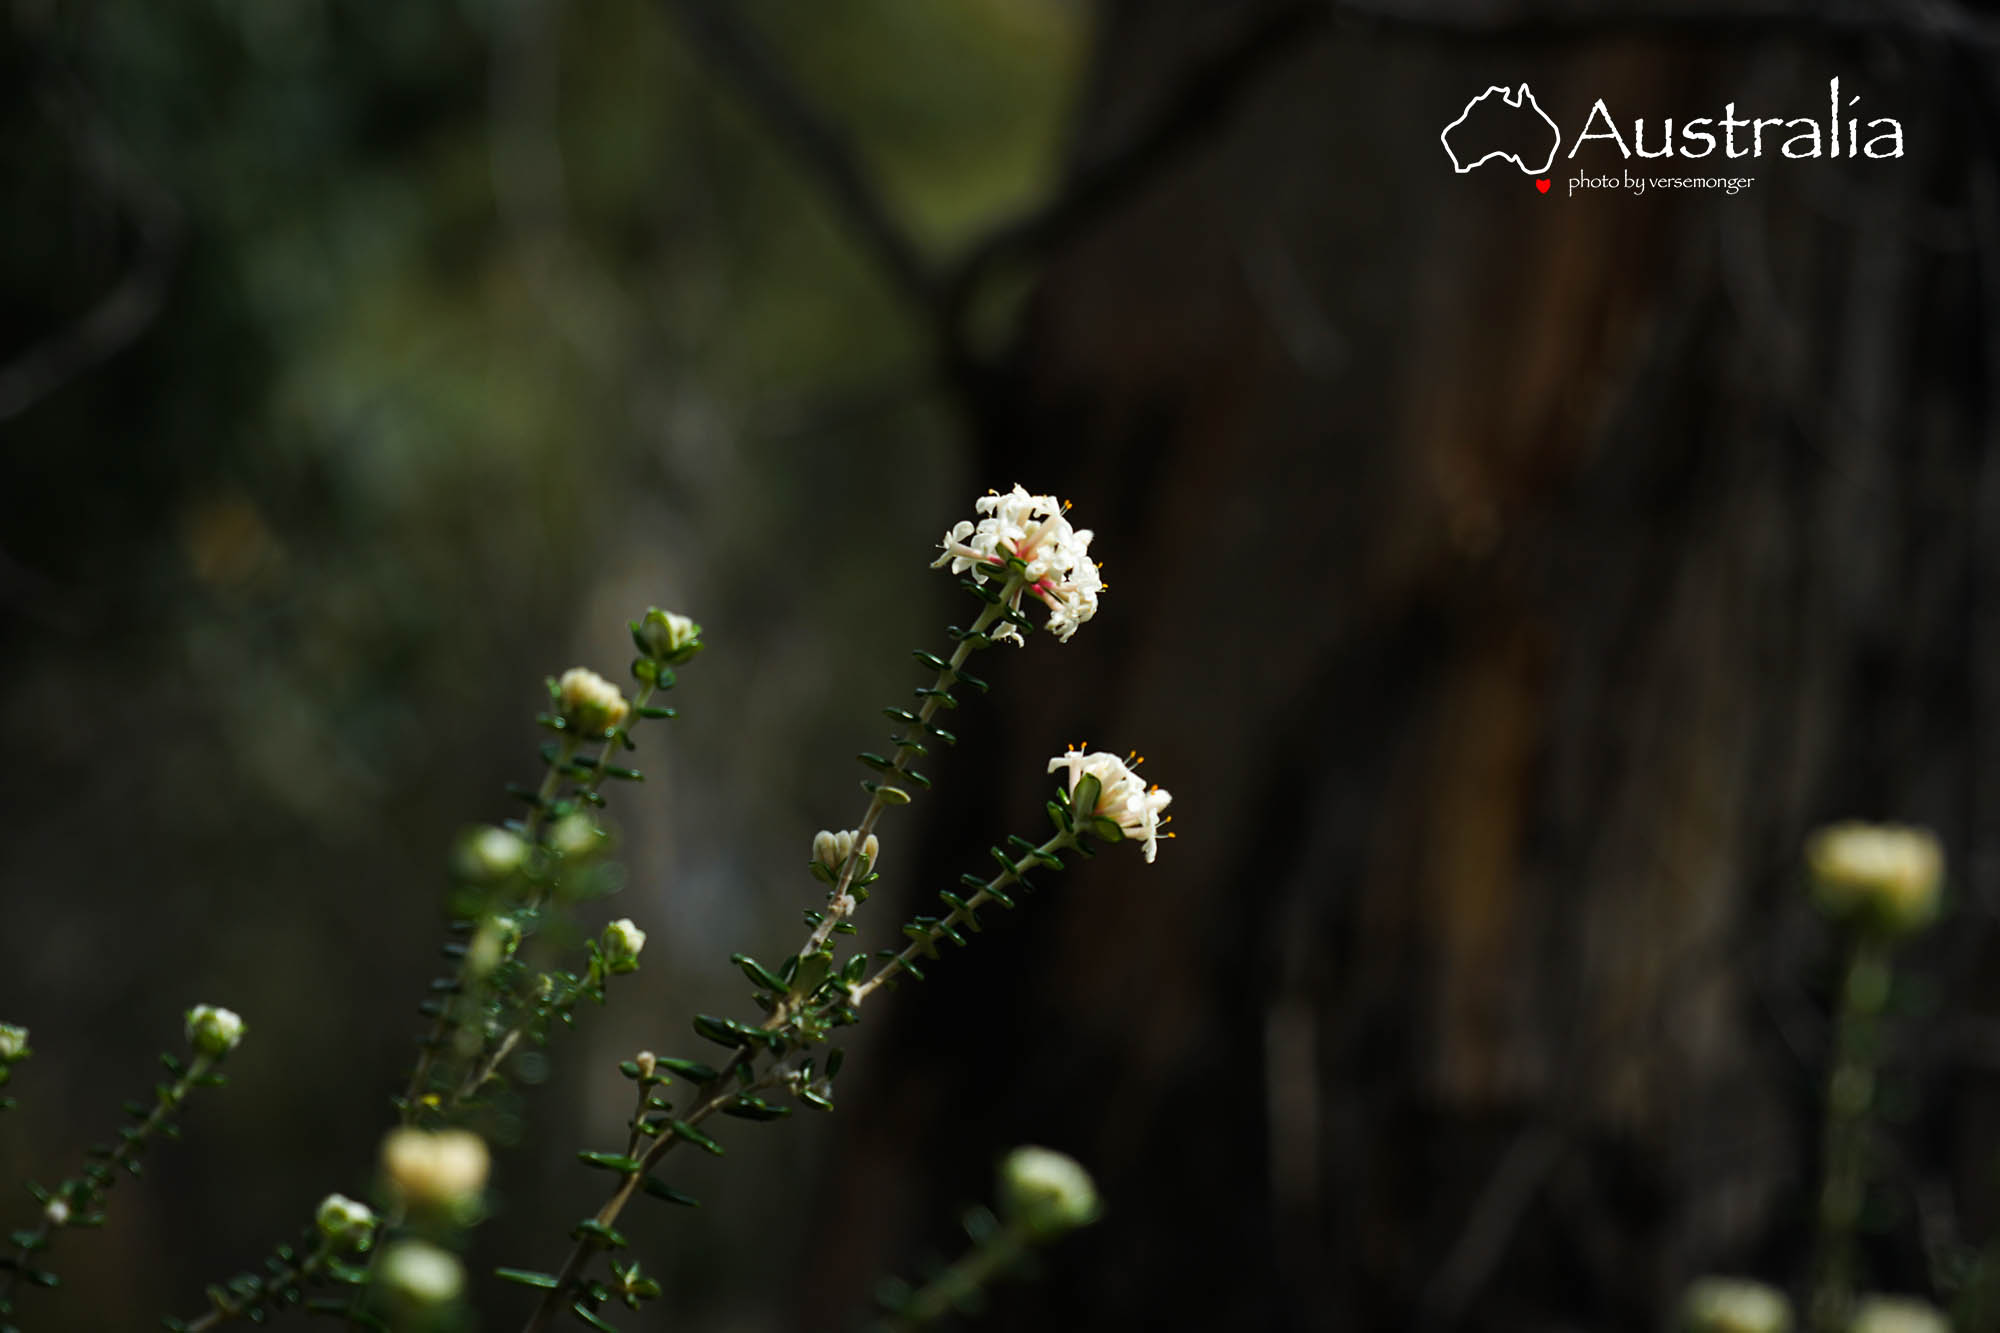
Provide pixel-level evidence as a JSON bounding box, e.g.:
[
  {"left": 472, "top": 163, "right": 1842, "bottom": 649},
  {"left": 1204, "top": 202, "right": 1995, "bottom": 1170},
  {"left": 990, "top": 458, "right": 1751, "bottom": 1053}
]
[
  {"left": 314, "top": 1193, "right": 377, "bottom": 1250},
  {"left": 633, "top": 607, "right": 704, "bottom": 665},
  {"left": 1850, "top": 1297, "right": 1950, "bottom": 1333},
  {"left": 378, "top": 1239, "right": 464, "bottom": 1308},
  {"left": 185, "top": 1005, "right": 246, "bottom": 1059},
  {"left": 558, "top": 666, "right": 630, "bottom": 737},
  {"left": 601, "top": 918, "right": 646, "bottom": 974},
  {"left": 0, "top": 1023, "right": 28, "bottom": 1063},
  {"left": 997, "top": 1146, "right": 1100, "bottom": 1239},
  {"left": 1681, "top": 1276, "right": 1793, "bottom": 1333},
  {"left": 1806, "top": 822, "right": 1945, "bottom": 939}
]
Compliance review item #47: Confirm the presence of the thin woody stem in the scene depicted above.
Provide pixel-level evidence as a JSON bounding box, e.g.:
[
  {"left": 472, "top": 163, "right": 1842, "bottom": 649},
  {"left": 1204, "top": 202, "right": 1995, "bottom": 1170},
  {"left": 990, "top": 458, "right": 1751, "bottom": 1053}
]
[
  {"left": 848, "top": 830, "right": 1077, "bottom": 1008},
  {"left": 799, "top": 584, "right": 1018, "bottom": 962}
]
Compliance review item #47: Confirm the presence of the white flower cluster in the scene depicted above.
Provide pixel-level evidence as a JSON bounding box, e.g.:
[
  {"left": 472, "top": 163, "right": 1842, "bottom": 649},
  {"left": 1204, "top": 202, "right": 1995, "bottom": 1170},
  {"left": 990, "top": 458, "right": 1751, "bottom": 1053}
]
[
  {"left": 1048, "top": 748, "right": 1173, "bottom": 863},
  {"left": 933, "top": 485, "right": 1102, "bottom": 644}
]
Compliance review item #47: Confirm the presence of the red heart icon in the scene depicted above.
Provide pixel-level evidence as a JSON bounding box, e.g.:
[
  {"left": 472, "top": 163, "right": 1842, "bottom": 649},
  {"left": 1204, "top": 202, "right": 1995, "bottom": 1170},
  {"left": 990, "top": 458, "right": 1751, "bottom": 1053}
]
[{"left": 1535, "top": 178, "right": 1551, "bottom": 193}]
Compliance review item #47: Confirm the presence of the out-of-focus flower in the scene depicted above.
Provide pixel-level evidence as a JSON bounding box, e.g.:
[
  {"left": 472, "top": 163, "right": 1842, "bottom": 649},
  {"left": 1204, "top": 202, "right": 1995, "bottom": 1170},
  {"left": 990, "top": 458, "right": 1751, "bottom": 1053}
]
[
  {"left": 378, "top": 1240, "right": 464, "bottom": 1307},
  {"left": 0, "top": 1024, "right": 28, "bottom": 1062},
  {"left": 1806, "top": 822, "right": 1944, "bottom": 938},
  {"left": 998, "top": 1146, "right": 1100, "bottom": 1239},
  {"left": 381, "top": 1128, "right": 490, "bottom": 1213},
  {"left": 932, "top": 485, "right": 1101, "bottom": 644},
  {"left": 1849, "top": 1296, "right": 1949, "bottom": 1333},
  {"left": 1048, "top": 748, "right": 1173, "bottom": 862},
  {"left": 1680, "top": 1276, "right": 1792, "bottom": 1333},
  {"left": 456, "top": 826, "right": 526, "bottom": 881}
]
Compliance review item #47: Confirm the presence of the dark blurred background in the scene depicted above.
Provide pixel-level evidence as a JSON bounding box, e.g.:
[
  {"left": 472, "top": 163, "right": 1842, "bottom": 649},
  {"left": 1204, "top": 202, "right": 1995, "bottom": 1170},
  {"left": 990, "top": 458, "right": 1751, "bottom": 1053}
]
[{"left": 3, "top": 0, "right": 1998, "bottom": 1329}]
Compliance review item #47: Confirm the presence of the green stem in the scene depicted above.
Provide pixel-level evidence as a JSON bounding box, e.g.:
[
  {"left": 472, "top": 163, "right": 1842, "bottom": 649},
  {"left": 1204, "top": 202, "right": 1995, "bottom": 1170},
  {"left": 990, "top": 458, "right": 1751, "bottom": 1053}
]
[
  {"left": 873, "top": 1220, "right": 1031, "bottom": 1332},
  {"left": 847, "top": 829, "right": 1076, "bottom": 1008},
  {"left": 178, "top": 1232, "right": 344, "bottom": 1331},
  {"left": 800, "top": 587, "right": 1016, "bottom": 962},
  {"left": 518, "top": 822, "right": 1071, "bottom": 1333},
  {"left": 402, "top": 676, "right": 660, "bottom": 1120},
  {"left": 0, "top": 1055, "right": 214, "bottom": 1319},
  {"left": 1810, "top": 931, "right": 1891, "bottom": 1333}
]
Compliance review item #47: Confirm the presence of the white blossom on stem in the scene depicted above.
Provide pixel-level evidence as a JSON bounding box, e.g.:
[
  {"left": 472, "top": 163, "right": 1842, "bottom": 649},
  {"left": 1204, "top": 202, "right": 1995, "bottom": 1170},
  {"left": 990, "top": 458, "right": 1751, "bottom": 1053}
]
[
  {"left": 932, "top": 485, "right": 1102, "bottom": 644},
  {"left": 1048, "top": 747, "right": 1173, "bottom": 863}
]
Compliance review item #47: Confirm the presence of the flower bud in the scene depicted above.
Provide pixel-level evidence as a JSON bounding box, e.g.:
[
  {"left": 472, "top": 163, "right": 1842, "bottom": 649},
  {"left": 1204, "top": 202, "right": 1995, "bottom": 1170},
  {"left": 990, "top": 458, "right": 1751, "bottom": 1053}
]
[
  {"left": 455, "top": 826, "right": 526, "bottom": 882},
  {"left": 381, "top": 1128, "right": 490, "bottom": 1214},
  {"left": 549, "top": 812, "right": 603, "bottom": 860},
  {"left": 634, "top": 1051, "right": 657, "bottom": 1080},
  {"left": 378, "top": 1239, "right": 464, "bottom": 1308},
  {"left": 1681, "top": 1276, "right": 1793, "bottom": 1333},
  {"left": 632, "top": 608, "right": 704, "bottom": 665},
  {"left": 558, "top": 666, "right": 630, "bottom": 737},
  {"left": 1806, "top": 822, "right": 1945, "bottom": 939},
  {"left": 0, "top": 1023, "right": 28, "bottom": 1063},
  {"left": 811, "top": 829, "right": 879, "bottom": 877},
  {"left": 601, "top": 918, "right": 646, "bottom": 974},
  {"left": 185, "top": 1005, "right": 246, "bottom": 1059},
  {"left": 43, "top": 1198, "right": 69, "bottom": 1227},
  {"left": 314, "top": 1193, "right": 377, "bottom": 1250},
  {"left": 1850, "top": 1297, "right": 1949, "bottom": 1333},
  {"left": 997, "top": 1146, "right": 1100, "bottom": 1239}
]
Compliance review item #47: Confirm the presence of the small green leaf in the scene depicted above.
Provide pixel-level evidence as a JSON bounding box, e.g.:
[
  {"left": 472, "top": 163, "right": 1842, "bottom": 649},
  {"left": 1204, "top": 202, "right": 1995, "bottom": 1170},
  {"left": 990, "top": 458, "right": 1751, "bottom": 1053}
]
[
  {"left": 495, "top": 1268, "right": 561, "bottom": 1289},
  {"left": 640, "top": 1178, "right": 699, "bottom": 1208}
]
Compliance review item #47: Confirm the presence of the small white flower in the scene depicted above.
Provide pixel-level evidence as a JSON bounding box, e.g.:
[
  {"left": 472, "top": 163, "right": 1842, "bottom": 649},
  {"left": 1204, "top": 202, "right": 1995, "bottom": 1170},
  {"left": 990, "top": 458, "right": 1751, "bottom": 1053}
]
[
  {"left": 998, "top": 1146, "right": 1100, "bottom": 1237},
  {"left": 314, "top": 1193, "right": 377, "bottom": 1249},
  {"left": 185, "top": 1005, "right": 246, "bottom": 1058},
  {"left": 378, "top": 1239, "right": 464, "bottom": 1307},
  {"left": 932, "top": 485, "right": 1101, "bottom": 644},
  {"left": 601, "top": 918, "right": 647, "bottom": 972},
  {"left": 558, "top": 666, "right": 630, "bottom": 735},
  {"left": 0, "top": 1023, "right": 28, "bottom": 1062},
  {"left": 1048, "top": 748, "right": 1173, "bottom": 862},
  {"left": 43, "top": 1198, "right": 69, "bottom": 1227},
  {"left": 381, "top": 1128, "right": 490, "bottom": 1212}
]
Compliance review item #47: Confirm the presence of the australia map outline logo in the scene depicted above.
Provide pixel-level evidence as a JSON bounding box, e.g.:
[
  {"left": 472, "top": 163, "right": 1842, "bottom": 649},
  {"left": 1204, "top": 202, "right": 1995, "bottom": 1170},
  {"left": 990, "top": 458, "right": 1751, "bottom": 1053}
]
[{"left": 1440, "top": 83, "right": 1560, "bottom": 176}]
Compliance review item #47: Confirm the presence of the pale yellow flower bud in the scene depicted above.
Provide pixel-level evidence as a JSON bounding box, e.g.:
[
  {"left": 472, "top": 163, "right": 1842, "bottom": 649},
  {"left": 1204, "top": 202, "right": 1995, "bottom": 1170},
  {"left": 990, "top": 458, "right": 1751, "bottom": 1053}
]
[
  {"left": 558, "top": 667, "right": 630, "bottom": 736},
  {"left": 381, "top": 1128, "right": 490, "bottom": 1214},
  {"left": 1681, "top": 1276, "right": 1793, "bottom": 1333},
  {"left": 1806, "top": 822, "right": 1945, "bottom": 939}
]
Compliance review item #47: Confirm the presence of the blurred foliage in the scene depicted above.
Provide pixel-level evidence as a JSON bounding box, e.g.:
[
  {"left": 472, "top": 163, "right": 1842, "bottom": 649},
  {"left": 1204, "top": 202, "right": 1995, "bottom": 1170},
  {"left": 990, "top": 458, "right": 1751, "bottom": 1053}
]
[{"left": 0, "top": 0, "right": 1082, "bottom": 1327}]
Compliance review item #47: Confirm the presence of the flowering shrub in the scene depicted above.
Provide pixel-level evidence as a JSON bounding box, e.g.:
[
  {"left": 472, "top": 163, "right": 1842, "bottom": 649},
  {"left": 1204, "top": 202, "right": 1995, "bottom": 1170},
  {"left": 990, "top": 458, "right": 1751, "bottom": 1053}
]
[{"left": 0, "top": 486, "right": 1152, "bottom": 1333}]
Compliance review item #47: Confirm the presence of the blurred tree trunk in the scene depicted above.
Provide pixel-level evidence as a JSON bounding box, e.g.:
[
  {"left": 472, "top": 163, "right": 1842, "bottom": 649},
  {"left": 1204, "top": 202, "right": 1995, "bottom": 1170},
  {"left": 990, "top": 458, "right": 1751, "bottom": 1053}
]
[{"left": 804, "top": 4, "right": 1994, "bottom": 1330}]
